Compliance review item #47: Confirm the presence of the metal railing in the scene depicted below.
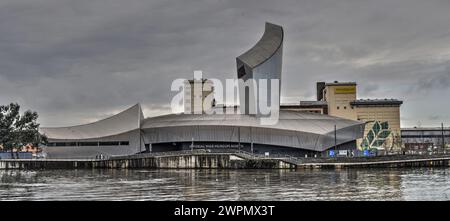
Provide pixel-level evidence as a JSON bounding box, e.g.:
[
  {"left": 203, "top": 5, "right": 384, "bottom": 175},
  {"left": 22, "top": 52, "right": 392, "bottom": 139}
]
[
  {"left": 107, "top": 148, "right": 450, "bottom": 165},
  {"left": 109, "top": 149, "right": 295, "bottom": 161},
  {"left": 109, "top": 149, "right": 245, "bottom": 160}
]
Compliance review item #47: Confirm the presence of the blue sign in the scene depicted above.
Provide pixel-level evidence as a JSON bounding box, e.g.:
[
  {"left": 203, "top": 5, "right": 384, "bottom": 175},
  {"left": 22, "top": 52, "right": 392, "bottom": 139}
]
[
  {"left": 329, "top": 150, "right": 335, "bottom": 157},
  {"left": 363, "top": 150, "right": 369, "bottom": 156}
]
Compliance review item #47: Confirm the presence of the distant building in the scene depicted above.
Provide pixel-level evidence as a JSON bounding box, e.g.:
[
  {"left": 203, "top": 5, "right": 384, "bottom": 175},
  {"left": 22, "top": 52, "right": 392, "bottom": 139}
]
[
  {"left": 401, "top": 127, "right": 450, "bottom": 151},
  {"left": 184, "top": 78, "right": 215, "bottom": 114},
  {"left": 350, "top": 99, "right": 403, "bottom": 151},
  {"left": 281, "top": 81, "right": 403, "bottom": 151},
  {"left": 212, "top": 104, "right": 240, "bottom": 114},
  {"left": 280, "top": 101, "right": 327, "bottom": 114},
  {"left": 320, "top": 81, "right": 358, "bottom": 119}
]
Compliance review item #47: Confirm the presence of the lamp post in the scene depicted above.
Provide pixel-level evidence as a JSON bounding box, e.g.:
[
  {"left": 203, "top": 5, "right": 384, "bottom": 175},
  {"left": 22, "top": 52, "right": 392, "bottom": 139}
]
[
  {"left": 139, "top": 130, "right": 143, "bottom": 153},
  {"left": 238, "top": 127, "right": 241, "bottom": 152},
  {"left": 442, "top": 123, "right": 445, "bottom": 151},
  {"left": 421, "top": 129, "right": 425, "bottom": 151},
  {"left": 250, "top": 127, "right": 253, "bottom": 154},
  {"left": 334, "top": 124, "right": 337, "bottom": 153}
]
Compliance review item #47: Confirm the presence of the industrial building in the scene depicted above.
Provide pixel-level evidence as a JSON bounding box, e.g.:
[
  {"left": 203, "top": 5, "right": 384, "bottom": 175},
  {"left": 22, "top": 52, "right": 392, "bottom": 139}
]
[
  {"left": 41, "top": 102, "right": 364, "bottom": 159},
  {"left": 184, "top": 78, "right": 215, "bottom": 114},
  {"left": 401, "top": 126, "right": 450, "bottom": 151},
  {"left": 281, "top": 81, "right": 403, "bottom": 151},
  {"left": 40, "top": 22, "right": 365, "bottom": 159}
]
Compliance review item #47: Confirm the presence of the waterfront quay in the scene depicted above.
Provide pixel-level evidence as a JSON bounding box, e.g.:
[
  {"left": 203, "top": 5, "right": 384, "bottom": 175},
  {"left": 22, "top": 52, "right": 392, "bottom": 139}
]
[
  {"left": 1, "top": 150, "right": 450, "bottom": 170},
  {"left": 0, "top": 150, "right": 294, "bottom": 170}
]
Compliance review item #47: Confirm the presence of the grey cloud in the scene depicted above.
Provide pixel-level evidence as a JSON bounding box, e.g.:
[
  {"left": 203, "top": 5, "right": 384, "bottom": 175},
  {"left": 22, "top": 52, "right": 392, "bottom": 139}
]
[
  {"left": 1, "top": 0, "right": 450, "bottom": 127},
  {"left": 413, "top": 64, "right": 450, "bottom": 92}
]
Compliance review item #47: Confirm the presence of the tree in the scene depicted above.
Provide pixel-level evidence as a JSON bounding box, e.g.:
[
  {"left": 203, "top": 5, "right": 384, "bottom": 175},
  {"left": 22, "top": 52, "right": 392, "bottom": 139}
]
[
  {"left": 0, "top": 103, "right": 47, "bottom": 159},
  {"left": 389, "top": 131, "right": 403, "bottom": 153}
]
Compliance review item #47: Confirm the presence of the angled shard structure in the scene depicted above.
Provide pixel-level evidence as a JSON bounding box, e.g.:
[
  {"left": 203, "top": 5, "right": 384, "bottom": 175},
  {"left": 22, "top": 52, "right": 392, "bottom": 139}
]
[
  {"left": 236, "top": 22, "right": 283, "bottom": 115},
  {"left": 40, "top": 104, "right": 144, "bottom": 159}
]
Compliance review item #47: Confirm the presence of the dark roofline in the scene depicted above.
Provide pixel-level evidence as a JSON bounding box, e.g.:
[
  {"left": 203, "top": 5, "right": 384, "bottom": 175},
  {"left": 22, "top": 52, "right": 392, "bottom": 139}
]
[
  {"left": 187, "top": 79, "right": 211, "bottom": 83},
  {"left": 281, "top": 101, "right": 328, "bottom": 108},
  {"left": 350, "top": 99, "right": 403, "bottom": 106},
  {"left": 325, "top": 81, "right": 357, "bottom": 86}
]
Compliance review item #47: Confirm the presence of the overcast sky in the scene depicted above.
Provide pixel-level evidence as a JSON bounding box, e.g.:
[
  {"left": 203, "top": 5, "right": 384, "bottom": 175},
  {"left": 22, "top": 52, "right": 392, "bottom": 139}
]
[{"left": 1, "top": 0, "right": 449, "bottom": 127}]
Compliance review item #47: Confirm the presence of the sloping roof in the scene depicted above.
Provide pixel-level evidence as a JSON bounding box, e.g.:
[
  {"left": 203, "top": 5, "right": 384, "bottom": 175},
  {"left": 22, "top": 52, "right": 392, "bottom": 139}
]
[
  {"left": 141, "top": 111, "right": 364, "bottom": 151},
  {"left": 141, "top": 110, "right": 362, "bottom": 135},
  {"left": 40, "top": 104, "right": 143, "bottom": 140},
  {"left": 236, "top": 22, "right": 284, "bottom": 69}
]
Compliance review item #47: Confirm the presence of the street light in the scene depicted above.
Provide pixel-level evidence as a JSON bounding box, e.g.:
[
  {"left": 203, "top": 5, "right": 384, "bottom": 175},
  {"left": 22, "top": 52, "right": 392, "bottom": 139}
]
[
  {"left": 250, "top": 127, "right": 254, "bottom": 154},
  {"left": 442, "top": 123, "right": 445, "bottom": 151},
  {"left": 238, "top": 127, "right": 241, "bottom": 152},
  {"left": 334, "top": 124, "right": 337, "bottom": 153}
]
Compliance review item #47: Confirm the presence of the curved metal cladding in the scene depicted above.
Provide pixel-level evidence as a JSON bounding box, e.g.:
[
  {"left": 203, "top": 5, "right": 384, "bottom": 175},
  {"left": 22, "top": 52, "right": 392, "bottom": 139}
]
[
  {"left": 141, "top": 111, "right": 365, "bottom": 152},
  {"left": 236, "top": 22, "right": 283, "bottom": 115},
  {"left": 39, "top": 104, "right": 144, "bottom": 158}
]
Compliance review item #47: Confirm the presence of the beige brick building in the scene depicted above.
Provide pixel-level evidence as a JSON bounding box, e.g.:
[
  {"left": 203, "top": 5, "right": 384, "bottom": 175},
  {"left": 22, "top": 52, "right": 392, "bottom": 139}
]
[
  {"left": 281, "top": 81, "right": 403, "bottom": 151},
  {"left": 350, "top": 99, "right": 403, "bottom": 151},
  {"left": 320, "top": 82, "right": 357, "bottom": 120}
]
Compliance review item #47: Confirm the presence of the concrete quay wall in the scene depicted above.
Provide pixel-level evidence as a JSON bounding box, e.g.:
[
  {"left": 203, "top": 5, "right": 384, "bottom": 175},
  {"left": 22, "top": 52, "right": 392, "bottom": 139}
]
[
  {"left": 0, "top": 154, "right": 295, "bottom": 170},
  {"left": 2, "top": 153, "right": 450, "bottom": 170}
]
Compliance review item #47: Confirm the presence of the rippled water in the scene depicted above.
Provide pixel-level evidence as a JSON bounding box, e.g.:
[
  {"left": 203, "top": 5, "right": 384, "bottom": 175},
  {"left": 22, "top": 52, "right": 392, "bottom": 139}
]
[{"left": 0, "top": 168, "right": 449, "bottom": 201}]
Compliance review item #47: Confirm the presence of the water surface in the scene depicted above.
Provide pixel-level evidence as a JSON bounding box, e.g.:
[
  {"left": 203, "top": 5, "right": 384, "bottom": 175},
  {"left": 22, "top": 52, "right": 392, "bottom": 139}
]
[{"left": 0, "top": 168, "right": 449, "bottom": 200}]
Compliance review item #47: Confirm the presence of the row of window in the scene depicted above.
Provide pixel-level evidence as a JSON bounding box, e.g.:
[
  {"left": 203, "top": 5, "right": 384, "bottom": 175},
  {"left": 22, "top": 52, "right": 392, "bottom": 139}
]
[
  {"left": 47, "top": 141, "right": 129, "bottom": 147},
  {"left": 336, "top": 105, "right": 400, "bottom": 110},
  {"left": 401, "top": 135, "right": 450, "bottom": 138},
  {"left": 336, "top": 106, "right": 354, "bottom": 110},
  {"left": 402, "top": 130, "right": 450, "bottom": 134}
]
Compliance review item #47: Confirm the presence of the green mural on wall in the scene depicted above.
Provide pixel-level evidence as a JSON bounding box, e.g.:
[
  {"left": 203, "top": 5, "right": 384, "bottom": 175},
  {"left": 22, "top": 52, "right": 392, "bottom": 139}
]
[{"left": 360, "top": 121, "right": 391, "bottom": 150}]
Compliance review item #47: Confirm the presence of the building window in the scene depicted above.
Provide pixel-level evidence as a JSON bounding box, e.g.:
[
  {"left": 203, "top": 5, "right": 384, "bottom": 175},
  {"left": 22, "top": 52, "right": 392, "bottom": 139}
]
[
  {"left": 337, "top": 106, "right": 340, "bottom": 110},
  {"left": 237, "top": 66, "right": 246, "bottom": 78},
  {"left": 344, "top": 106, "right": 347, "bottom": 109},
  {"left": 79, "top": 142, "right": 99, "bottom": 146},
  {"left": 47, "top": 141, "right": 129, "bottom": 147},
  {"left": 48, "top": 142, "right": 76, "bottom": 147},
  {"left": 99, "top": 141, "right": 120, "bottom": 146},
  {"left": 120, "top": 141, "right": 130, "bottom": 146}
]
